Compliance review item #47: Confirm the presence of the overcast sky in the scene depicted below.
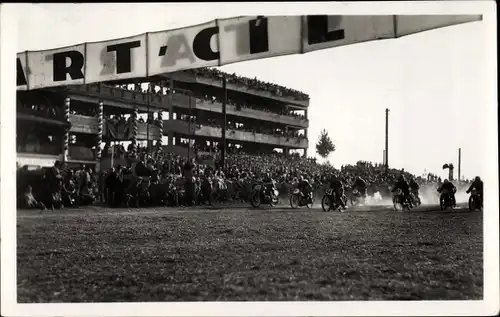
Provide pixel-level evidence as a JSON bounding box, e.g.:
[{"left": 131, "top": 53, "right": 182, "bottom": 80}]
[{"left": 12, "top": 3, "right": 490, "bottom": 180}]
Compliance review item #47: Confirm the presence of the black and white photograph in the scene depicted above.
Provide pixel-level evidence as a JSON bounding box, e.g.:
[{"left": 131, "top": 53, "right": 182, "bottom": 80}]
[{"left": 1, "top": 2, "right": 498, "bottom": 316}]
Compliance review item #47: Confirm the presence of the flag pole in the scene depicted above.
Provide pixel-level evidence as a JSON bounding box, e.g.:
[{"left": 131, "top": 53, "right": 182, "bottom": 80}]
[{"left": 221, "top": 75, "right": 227, "bottom": 171}]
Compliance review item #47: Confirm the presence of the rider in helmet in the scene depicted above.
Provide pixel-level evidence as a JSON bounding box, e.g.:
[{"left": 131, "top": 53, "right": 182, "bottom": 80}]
[
  {"left": 261, "top": 172, "right": 276, "bottom": 198},
  {"left": 353, "top": 176, "right": 367, "bottom": 197},
  {"left": 297, "top": 175, "right": 313, "bottom": 203},
  {"left": 409, "top": 177, "right": 420, "bottom": 201},
  {"left": 437, "top": 179, "right": 457, "bottom": 207},
  {"left": 329, "top": 173, "right": 346, "bottom": 209},
  {"left": 392, "top": 175, "right": 412, "bottom": 207},
  {"left": 466, "top": 176, "right": 483, "bottom": 207},
  {"left": 262, "top": 172, "right": 273, "bottom": 184}
]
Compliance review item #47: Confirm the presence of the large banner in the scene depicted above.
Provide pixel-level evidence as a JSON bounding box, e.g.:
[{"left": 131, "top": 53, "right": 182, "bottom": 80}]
[{"left": 16, "top": 15, "right": 482, "bottom": 91}]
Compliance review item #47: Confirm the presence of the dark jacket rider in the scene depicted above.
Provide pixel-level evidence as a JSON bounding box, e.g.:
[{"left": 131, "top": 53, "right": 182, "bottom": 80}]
[
  {"left": 329, "top": 173, "right": 346, "bottom": 209},
  {"left": 466, "top": 176, "right": 483, "bottom": 206},
  {"left": 467, "top": 176, "right": 483, "bottom": 195},
  {"left": 262, "top": 173, "right": 273, "bottom": 184},
  {"left": 437, "top": 179, "right": 457, "bottom": 207},
  {"left": 392, "top": 175, "right": 411, "bottom": 205},
  {"left": 353, "top": 177, "right": 367, "bottom": 195},
  {"left": 297, "top": 175, "right": 313, "bottom": 202},
  {"left": 409, "top": 178, "right": 420, "bottom": 196},
  {"left": 261, "top": 173, "right": 275, "bottom": 196}
]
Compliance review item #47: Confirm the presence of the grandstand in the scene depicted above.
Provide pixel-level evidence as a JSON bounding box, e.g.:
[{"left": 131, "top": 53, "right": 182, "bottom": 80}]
[{"left": 16, "top": 68, "right": 310, "bottom": 170}]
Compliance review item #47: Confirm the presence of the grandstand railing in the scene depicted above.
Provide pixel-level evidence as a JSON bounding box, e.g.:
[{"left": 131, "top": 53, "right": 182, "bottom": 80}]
[
  {"left": 195, "top": 125, "right": 308, "bottom": 148},
  {"left": 175, "top": 98, "right": 309, "bottom": 128},
  {"left": 69, "top": 114, "right": 161, "bottom": 140},
  {"left": 165, "top": 119, "right": 307, "bottom": 148},
  {"left": 167, "top": 71, "right": 310, "bottom": 108},
  {"left": 65, "top": 84, "right": 308, "bottom": 128},
  {"left": 65, "top": 84, "right": 169, "bottom": 110}
]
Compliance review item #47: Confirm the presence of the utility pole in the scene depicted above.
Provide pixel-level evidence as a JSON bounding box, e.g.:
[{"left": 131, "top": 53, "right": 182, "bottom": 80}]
[
  {"left": 458, "top": 148, "right": 461, "bottom": 182},
  {"left": 221, "top": 76, "right": 227, "bottom": 171},
  {"left": 385, "top": 108, "right": 389, "bottom": 171}
]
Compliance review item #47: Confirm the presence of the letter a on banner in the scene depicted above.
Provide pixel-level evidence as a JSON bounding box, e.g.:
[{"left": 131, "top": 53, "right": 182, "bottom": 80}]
[{"left": 147, "top": 21, "right": 220, "bottom": 76}]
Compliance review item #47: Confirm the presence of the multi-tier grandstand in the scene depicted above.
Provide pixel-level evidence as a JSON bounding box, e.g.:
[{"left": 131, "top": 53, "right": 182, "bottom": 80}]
[{"left": 16, "top": 68, "right": 310, "bottom": 170}]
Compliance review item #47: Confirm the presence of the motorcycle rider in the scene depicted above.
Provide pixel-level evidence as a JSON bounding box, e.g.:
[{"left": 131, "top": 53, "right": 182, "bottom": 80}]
[
  {"left": 466, "top": 176, "right": 483, "bottom": 207},
  {"left": 329, "top": 173, "right": 346, "bottom": 210},
  {"left": 261, "top": 172, "right": 276, "bottom": 199},
  {"left": 437, "top": 179, "right": 457, "bottom": 207},
  {"left": 352, "top": 176, "right": 367, "bottom": 197},
  {"left": 297, "top": 175, "right": 313, "bottom": 204},
  {"left": 409, "top": 177, "right": 420, "bottom": 204},
  {"left": 392, "top": 175, "right": 412, "bottom": 207}
]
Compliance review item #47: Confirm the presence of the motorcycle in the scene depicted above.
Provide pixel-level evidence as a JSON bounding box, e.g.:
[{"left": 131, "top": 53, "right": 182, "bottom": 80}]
[
  {"left": 250, "top": 182, "right": 279, "bottom": 208},
  {"left": 321, "top": 188, "right": 346, "bottom": 212},
  {"left": 439, "top": 189, "right": 455, "bottom": 210},
  {"left": 350, "top": 188, "right": 366, "bottom": 206},
  {"left": 468, "top": 189, "right": 482, "bottom": 211},
  {"left": 160, "top": 183, "right": 179, "bottom": 207},
  {"left": 290, "top": 188, "right": 314, "bottom": 209},
  {"left": 393, "top": 188, "right": 411, "bottom": 211},
  {"left": 410, "top": 191, "right": 421, "bottom": 207},
  {"left": 125, "top": 178, "right": 151, "bottom": 208}
]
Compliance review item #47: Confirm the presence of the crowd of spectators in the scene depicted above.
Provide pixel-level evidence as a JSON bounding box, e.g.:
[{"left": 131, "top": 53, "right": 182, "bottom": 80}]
[
  {"left": 188, "top": 68, "right": 310, "bottom": 101},
  {"left": 17, "top": 101, "right": 61, "bottom": 119},
  {"left": 104, "top": 113, "right": 164, "bottom": 129},
  {"left": 111, "top": 67, "right": 310, "bottom": 102},
  {"left": 176, "top": 114, "right": 307, "bottom": 140},
  {"left": 19, "top": 138, "right": 475, "bottom": 211},
  {"left": 112, "top": 81, "right": 308, "bottom": 120},
  {"left": 103, "top": 145, "right": 438, "bottom": 194},
  {"left": 200, "top": 93, "right": 307, "bottom": 120}
]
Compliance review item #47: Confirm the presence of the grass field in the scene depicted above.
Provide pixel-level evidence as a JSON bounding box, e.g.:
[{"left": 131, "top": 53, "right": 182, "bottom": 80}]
[{"left": 17, "top": 204, "right": 483, "bottom": 302}]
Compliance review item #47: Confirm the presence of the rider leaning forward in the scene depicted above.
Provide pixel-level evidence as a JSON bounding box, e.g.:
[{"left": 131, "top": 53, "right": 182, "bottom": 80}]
[
  {"left": 329, "top": 173, "right": 346, "bottom": 209},
  {"left": 392, "top": 175, "right": 412, "bottom": 207},
  {"left": 437, "top": 179, "right": 457, "bottom": 207}
]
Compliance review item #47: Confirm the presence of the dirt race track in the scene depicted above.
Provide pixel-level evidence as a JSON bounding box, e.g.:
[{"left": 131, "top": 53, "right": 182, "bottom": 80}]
[{"left": 17, "top": 203, "right": 483, "bottom": 302}]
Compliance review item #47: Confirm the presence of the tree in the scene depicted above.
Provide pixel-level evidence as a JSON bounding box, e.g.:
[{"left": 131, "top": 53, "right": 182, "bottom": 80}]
[{"left": 315, "top": 129, "right": 336, "bottom": 159}]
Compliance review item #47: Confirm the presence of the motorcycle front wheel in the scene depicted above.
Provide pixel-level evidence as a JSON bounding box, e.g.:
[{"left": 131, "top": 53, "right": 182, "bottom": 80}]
[
  {"left": 393, "top": 196, "right": 401, "bottom": 211},
  {"left": 440, "top": 197, "right": 447, "bottom": 210},
  {"left": 306, "top": 197, "right": 314, "bottom": 209},
  {"left": 468, "top": 196, "right": 479, "bottom": 211},
  {"left": 270, "top": 194, "right": 278, "bottom": 207},
  {"left": 250, "top": 192, "right": 261, "bottom": 208},
  {"left": 290, "top": 194, "right": 299, "bottom": 209},
  {"left": 321, "top": 195, "right": 330, "bottom": 212},
  {"left": 350, "top": 196, "right": 358, "bottom": 206}
]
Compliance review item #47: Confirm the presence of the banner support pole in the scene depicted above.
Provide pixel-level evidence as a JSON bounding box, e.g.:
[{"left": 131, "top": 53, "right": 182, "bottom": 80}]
[{"left": 221, "top": 75, "right": 227, "bottom": 171}]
